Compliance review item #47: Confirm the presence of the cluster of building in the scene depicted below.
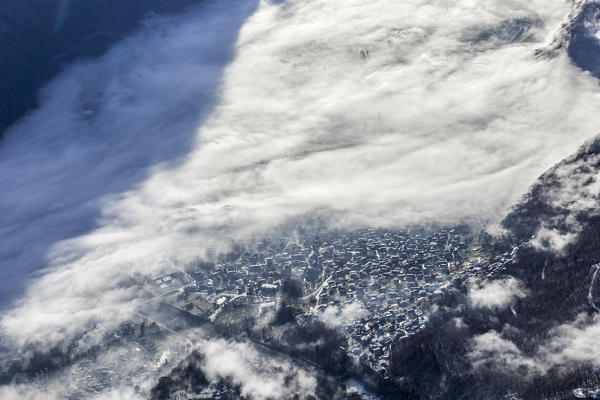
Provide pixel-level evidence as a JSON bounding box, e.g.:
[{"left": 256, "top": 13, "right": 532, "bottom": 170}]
[
  {"left": 289, "top": 227, "right": 469, "bottom": 373},
  {"left": 163, "top": 227, "right": 515, "bottom": 374}
]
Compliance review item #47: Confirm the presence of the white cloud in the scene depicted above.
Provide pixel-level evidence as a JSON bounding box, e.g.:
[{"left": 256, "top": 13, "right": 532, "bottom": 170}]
[
  {"left": 317, "top": 301, "right": 369, "bottom": 329},
  {"left": 468, "top": 277, "right": 529, "bottom": 309},
  {"left": 0, "top": 385, "right": 49, "bottom": 400},
  {"left": 469, "top": 330, "right": 542, "bottom": 375},
  {"left": 538, "top": 313, "right": 600, "bottom": 370},
  {"left": 530, "top": 226, "right": 578, "bottom": 253},
  {"left": 200, "top": 338, "right": 317, "bottom": 400}
]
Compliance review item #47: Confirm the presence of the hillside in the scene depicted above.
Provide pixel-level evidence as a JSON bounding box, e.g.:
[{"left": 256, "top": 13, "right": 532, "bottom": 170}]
[{"left": 389, "top": 135, "right": 600, "bottom": 399}]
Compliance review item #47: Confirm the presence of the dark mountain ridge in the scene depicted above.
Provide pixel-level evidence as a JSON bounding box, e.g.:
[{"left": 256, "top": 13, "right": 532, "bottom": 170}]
[{"left": 542, "top": 1, "right": 600, "bottom": 79}]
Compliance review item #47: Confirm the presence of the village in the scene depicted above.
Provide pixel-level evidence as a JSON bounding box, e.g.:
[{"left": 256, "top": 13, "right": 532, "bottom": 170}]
[{"left": 150, "top": 226, "right": 516, "bottom": 375}]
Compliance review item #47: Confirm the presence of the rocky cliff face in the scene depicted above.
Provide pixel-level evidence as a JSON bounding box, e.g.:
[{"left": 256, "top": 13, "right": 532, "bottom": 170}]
[{"left": 0, "top": 0, "right": 202, "bottom": 134}]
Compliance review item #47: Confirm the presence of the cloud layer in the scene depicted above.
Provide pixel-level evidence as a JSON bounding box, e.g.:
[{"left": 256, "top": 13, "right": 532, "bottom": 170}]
[
  {"left": 2, "top": 0, "right": 600, "bottom": 396},
  {"left": 468, "top": 277, "right": 529, "bottom": 309}
]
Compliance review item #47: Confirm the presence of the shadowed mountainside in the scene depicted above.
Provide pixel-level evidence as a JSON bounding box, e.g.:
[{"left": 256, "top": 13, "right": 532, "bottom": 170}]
[
  {"left": 543, "top": 1, "right": 600, "bottom": 79},
  {"left": 0, "top": 0, "right": 203, "bottom": 134}
]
